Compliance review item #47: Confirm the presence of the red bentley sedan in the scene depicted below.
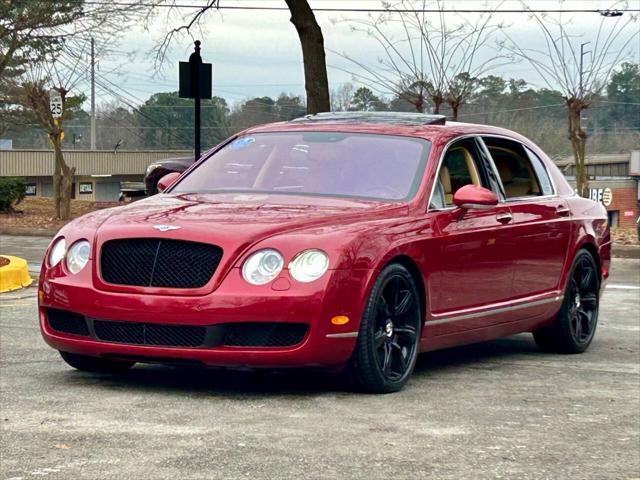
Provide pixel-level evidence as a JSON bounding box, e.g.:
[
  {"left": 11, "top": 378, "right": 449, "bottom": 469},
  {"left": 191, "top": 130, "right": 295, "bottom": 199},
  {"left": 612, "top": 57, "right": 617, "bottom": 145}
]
[{"left": 39, "top": 112, "right": 610, "bottom": 393}]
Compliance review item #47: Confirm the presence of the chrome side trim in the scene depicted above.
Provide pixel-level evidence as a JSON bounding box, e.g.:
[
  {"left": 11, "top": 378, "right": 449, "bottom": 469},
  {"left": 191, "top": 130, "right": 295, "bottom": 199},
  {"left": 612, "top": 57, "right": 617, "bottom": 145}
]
[
  {"left": 325, "top": 332, "right": 359, "bottom": 338},
  {"left": 425, "top": 295, "right": 564, "bottom": 326}
]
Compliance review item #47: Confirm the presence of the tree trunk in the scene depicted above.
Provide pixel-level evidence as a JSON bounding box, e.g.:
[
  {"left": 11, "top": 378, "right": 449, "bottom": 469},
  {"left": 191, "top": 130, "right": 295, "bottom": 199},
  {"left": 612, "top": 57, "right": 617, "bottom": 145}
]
[
  {"left": 284, "top": 0, "right": 330, "bottom": 114},
  {"left": 414, "top": 94, "right": 424, "bottom": 113},
  {"left": 450, "top": 102, "right": 460, "bottom": 121},
  {"left": 567, "top": 99, "right": 588, "bottom": 197},
  {"left": 52, "top": 135, "right": 75, "bottom": 220},
  {"left": 433, "top": 99, "right": 442, "bottom": 114}
]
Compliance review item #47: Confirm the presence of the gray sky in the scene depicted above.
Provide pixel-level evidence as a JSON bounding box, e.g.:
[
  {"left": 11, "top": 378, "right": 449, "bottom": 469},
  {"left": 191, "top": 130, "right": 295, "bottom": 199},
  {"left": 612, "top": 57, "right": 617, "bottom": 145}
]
[{"left": 88, "top": 0, "right": 639, "bottom": 109}]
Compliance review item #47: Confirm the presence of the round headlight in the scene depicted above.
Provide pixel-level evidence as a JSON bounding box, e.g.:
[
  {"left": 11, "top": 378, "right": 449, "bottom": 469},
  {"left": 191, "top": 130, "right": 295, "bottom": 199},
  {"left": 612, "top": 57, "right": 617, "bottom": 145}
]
[
  {"left": 48, "top": 237, "right": 66, "bottom": 267},
  {"left": 66, "top": 240, "right": 91, "bottom": 274},
  {"left": 242, "top": 249, "right": 284, "bottom": 285},
  {"left": 289, "top": 249, "right": 329, "bottom": 283}
]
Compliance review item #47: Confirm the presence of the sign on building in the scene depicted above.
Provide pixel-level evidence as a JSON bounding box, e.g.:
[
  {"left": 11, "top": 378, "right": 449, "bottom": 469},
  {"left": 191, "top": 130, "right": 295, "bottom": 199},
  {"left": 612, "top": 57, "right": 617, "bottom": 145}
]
[{"left": 589, "top": 187, "right": 613, "bottom": 207}]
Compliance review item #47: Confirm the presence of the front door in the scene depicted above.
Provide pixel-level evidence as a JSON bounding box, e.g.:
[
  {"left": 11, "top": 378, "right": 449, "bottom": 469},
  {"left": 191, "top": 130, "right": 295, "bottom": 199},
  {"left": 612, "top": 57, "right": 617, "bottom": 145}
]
[{"left": 428, "top": 138, "right": 515, "bottom": 333}]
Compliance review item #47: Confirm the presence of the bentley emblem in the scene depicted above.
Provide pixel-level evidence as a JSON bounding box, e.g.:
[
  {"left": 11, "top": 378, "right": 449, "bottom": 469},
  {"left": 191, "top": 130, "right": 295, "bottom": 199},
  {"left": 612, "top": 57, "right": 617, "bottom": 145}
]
[{"left": 153, "top": 225, "right": 181, "bottom": 232}]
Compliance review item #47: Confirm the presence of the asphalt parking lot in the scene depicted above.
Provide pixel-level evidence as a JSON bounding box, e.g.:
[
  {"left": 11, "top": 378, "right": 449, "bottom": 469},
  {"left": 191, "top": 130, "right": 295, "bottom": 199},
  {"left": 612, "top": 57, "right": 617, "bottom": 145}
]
[{"left": 1, "top": 235, "right": 639, "bottom": 479}]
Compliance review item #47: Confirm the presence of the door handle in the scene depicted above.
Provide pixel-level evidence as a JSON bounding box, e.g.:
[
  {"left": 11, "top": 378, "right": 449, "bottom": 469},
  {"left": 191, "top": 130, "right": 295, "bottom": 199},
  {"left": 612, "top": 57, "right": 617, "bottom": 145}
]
[
  {"left": 556, "top": 205, "right": 571, "bottom": 217},
  {"left": 496, "top": 212, "right": 513, "bottom": 224}
]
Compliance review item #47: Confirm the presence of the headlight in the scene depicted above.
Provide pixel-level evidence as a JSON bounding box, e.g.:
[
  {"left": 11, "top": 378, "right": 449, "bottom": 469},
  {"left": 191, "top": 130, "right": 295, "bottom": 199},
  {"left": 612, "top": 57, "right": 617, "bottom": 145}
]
[
  {"left": 66, "top": 240, "right": 90, "bottom": 274},
  {"left": 242, "top": 249, "right": 284, "bottom": 285},
  {"left": 289, "top": 249, "right": 329, "bottom": 283},
  {"left": 48, "top": 238, "right": 66, "bottom": 267}
]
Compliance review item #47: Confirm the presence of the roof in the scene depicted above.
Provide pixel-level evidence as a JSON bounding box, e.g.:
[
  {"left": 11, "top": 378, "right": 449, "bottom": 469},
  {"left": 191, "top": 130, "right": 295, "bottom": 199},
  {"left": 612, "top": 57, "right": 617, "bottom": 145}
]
[
  {"left": 245, "top": 116, "right": 531, "bottom": 145},
  {"left": 554, "top": 153, "right": 631, "bottom": 166}
]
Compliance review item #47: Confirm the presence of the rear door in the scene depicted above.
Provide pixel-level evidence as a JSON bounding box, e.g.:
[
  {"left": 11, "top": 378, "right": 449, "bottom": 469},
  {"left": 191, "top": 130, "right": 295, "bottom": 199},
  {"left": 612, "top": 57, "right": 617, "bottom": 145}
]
[
  {"left": 429, "top": 137, "right": 515, "bottom": 332},
  {"left": 480, "top": 136, "right": 572, "bottom": 299}
]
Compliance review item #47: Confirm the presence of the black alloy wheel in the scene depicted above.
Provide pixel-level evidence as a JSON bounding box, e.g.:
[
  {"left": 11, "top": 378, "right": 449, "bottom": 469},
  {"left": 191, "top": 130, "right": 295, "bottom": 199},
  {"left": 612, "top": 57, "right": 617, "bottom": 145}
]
[
  {"left": 534, "top": 249, "right": 600, "bottom": 354},
  {"left": 348, "top": 264, "right": 422, "bottom": 393}
]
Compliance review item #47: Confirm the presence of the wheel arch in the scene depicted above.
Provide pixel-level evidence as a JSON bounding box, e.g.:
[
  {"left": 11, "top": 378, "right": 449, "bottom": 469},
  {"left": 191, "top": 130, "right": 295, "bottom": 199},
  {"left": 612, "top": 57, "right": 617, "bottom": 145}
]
[{"left": 382, "top": 254, "right": 427, "bottom": 324}]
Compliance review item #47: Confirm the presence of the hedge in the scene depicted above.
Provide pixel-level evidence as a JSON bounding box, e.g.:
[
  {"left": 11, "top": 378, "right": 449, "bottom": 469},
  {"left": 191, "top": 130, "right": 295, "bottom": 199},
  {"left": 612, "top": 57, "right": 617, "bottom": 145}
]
[{"left": 0, "top": 177, "right": 27, "bottom": 212}]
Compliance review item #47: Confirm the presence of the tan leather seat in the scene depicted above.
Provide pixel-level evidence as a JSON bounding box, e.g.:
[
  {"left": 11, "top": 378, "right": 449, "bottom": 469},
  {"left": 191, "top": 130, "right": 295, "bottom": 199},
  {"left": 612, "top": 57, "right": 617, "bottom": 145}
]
[
  {"left": 495, "top": 156, "right": 531, "bottom": 198},
  {"left": 439, "top": 166, "right": 453, "bottom": 205}
]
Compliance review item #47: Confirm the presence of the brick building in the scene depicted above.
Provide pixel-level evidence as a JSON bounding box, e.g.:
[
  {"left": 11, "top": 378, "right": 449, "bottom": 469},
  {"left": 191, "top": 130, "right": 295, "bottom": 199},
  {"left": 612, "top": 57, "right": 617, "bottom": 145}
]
[{"left": 556, "top": 151, "right": 640, "bottom": 229}]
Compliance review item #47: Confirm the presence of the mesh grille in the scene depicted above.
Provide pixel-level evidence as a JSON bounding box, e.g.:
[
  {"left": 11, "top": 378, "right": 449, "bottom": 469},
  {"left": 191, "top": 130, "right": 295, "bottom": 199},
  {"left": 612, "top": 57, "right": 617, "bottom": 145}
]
[
  {"left": 224, "top": 323, "right": 307, "bottom": 347},
  {"left": 94, "top": 320, "right": 206, "bottom": 347},
  {"left": 47, "top": 309, "right": 90, "bottom": 337},
  {"left": 100, "top": 238, "right": 222, "bottom": 289}
]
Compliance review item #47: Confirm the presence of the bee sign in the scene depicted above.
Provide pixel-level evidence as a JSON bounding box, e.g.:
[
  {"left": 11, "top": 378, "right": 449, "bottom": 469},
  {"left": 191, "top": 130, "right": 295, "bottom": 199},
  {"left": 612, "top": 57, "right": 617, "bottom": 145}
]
[
  {"left": 589, "top": 187, "right": 613, "bottom": 207},
  {"left": 49, "top": 89, "right": 63, "bottom": 118}
]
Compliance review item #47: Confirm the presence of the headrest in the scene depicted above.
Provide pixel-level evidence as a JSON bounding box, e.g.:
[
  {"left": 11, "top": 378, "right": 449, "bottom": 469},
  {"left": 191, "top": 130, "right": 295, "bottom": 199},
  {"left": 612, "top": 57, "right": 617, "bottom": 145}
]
[
  {"left": 495, "top": 156, "right": 516, "bottom": 183},
  {"left": 439, "top": 165, "right": 452, "bottom": 192}
]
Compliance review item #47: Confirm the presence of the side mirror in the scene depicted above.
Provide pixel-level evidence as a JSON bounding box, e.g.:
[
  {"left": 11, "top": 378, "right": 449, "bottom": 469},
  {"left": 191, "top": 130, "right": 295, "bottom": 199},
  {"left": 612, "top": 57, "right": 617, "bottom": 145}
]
[
  {"left": 453, "top": 184, "right": 498, "bottom": 210},
  {"left": 157, "top": 172, "right": 181, "bottom": 193}
]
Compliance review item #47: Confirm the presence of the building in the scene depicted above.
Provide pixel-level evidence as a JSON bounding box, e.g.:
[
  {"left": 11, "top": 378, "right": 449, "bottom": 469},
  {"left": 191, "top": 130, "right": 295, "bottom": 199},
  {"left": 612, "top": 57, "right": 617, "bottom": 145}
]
[
  {"left": 555, "top": 151, "right": 640, "bottom": 228},
  {"left": 0, "top": 149, "right": 190, "bottom": 201},
  {"left": 1, "top": 148, "right": 638, "bottom": 228}
]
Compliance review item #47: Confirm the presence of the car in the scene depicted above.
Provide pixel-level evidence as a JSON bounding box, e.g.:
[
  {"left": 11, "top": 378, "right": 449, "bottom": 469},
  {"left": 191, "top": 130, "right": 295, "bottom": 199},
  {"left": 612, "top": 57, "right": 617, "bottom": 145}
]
[
  {"left": 38, "top": 112, "right": 611, "bottom": 393},
  {"left": 144, "top": 156, "right": 193, "bottom": 195}
]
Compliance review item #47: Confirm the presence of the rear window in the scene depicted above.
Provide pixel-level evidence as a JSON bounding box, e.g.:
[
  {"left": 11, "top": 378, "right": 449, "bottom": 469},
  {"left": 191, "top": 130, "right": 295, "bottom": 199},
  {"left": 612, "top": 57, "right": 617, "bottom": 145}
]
[{"left": 172, "top": 132, "right": 431, "bottom": 201}]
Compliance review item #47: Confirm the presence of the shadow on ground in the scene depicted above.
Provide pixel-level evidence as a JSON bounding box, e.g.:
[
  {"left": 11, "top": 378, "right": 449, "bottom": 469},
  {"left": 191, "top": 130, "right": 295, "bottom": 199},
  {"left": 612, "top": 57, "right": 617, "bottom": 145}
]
[{"left": 49, "top": 334, "right": 543, "bottom": 397}]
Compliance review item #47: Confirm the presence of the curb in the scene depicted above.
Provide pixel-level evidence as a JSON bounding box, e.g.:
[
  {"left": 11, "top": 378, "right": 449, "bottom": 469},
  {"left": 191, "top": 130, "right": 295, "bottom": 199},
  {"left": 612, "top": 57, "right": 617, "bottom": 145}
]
[
  {"left": 0, "top": 227, "right": 58, "bottom": 237},
  {"left": 612, "top": 245, "right": 640, "bottom": 259}
]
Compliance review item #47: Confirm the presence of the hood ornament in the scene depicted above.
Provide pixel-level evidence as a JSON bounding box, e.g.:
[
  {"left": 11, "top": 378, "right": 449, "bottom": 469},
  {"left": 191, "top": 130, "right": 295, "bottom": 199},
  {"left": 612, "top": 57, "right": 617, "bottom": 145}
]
[{"left": 153, "top": 225, "right": 181, "bottom": 232}]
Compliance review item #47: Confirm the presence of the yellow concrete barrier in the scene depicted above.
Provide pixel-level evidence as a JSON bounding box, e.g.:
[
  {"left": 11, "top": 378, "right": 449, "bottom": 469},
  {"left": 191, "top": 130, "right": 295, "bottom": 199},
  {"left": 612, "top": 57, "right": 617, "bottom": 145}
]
[{"left": 0, "top": 256, "right": 34, "bottom": 293}]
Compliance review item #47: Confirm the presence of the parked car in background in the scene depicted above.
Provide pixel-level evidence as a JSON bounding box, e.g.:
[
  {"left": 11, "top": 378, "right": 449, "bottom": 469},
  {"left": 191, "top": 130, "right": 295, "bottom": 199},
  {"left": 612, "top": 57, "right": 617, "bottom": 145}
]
[
  {"left": 38, "top": 112, "right": 611, "bottom": 393},
  {"left": 144, "top": 156, "right": 193, "bottom": 195}
]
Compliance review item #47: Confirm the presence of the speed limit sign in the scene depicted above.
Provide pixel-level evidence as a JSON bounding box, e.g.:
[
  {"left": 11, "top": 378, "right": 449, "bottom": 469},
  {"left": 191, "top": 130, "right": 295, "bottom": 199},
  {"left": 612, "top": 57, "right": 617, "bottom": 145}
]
[{"left": 49, "top": 89, "right": 62, "bottom": 118}]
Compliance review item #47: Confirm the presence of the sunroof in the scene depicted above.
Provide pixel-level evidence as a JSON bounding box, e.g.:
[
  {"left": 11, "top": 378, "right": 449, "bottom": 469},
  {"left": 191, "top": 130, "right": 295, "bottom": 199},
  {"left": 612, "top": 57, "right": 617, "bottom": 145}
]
[{"left": 289, "top": 111, "right": 446, "bottom": 126}]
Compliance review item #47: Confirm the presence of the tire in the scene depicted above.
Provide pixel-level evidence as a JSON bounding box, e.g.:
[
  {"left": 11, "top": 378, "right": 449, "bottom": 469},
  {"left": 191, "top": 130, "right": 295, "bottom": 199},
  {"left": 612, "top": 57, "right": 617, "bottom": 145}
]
[
  {"left": 59, "top": 351, "right": 135, "bottom": 373},
  {"left": 347, "top": 263, "right": 422, "bottom": 393},
  {"left": 533, "top": 249, "right": 600, "bottom": 354}
]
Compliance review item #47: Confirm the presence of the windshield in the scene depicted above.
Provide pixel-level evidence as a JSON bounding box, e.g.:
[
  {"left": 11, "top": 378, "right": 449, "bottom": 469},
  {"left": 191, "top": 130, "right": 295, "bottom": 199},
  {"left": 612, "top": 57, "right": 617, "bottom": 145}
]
[{"left": 172, "top": 132, "right": 431, "bottom": 201}]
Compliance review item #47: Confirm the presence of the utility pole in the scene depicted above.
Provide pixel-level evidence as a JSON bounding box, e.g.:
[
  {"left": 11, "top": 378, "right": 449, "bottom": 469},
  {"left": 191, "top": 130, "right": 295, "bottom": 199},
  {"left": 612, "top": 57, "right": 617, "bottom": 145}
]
[
  {"left": 191, "top": 41, "right": 202, "bottom": 160},
  {"left": 179, "top": 41, "right": 211, "bottom": 161},
  {"left": 579, "top": 42, "right": 591, "bottom": 96},
  {"left": 90, "top": 37, "right": 96, "bottom": 150}
]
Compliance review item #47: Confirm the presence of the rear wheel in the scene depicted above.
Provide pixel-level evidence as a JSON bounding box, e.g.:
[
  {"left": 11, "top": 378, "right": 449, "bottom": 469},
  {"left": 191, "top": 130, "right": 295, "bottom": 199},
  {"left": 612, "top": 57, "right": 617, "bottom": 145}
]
[
  {"left": 59, "top": 351, "right": 135, "bottom": 373},
  {"left": 533, "top": 249, "right": 600, "bottom": 354},
  {"left": 347, "top": 264, "right": 422, "bottom": 393}
]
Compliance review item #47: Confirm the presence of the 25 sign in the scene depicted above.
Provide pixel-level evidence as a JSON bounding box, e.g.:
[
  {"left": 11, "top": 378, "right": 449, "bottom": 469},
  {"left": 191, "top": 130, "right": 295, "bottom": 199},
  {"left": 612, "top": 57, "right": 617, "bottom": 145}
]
[{"left": 49, "top": 89, "right": 63, "bottom": 118}]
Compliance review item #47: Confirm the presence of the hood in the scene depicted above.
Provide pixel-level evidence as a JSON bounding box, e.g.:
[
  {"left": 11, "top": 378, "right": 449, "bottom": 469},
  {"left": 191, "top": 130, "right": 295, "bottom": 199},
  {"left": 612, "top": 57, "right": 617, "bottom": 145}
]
[
  {"left": 96, "top": 192, "right": 407, "bottom": 237},
  {"left": 88, "top": 192, "right": 408, "bottom": 294}
]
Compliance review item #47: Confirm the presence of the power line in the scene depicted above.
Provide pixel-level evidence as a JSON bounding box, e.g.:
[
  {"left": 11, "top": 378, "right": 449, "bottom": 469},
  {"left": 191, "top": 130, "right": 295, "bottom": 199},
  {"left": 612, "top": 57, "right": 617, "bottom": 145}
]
[{"left": 78, "top": 1, "right": 639, "bottom": 14}]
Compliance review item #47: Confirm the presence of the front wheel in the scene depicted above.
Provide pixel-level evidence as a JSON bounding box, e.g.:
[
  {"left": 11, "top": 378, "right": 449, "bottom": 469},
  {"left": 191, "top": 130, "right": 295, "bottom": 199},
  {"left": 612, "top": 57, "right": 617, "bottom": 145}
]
[
  {"left": 347, "top": 264, "right": 422, "bottom": 393},
  {"left": 533, "top": 249, "right": 600, "bottom": 354},
  {"left": 59, "top": 351, "right": 135, "bottom": 373}
]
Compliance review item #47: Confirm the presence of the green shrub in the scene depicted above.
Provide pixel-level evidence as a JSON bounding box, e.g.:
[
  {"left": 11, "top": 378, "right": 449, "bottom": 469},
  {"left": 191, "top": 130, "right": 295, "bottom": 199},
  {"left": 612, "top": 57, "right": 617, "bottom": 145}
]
[{"left": 0, "top": 177, "right": 27, "bottom": 212}]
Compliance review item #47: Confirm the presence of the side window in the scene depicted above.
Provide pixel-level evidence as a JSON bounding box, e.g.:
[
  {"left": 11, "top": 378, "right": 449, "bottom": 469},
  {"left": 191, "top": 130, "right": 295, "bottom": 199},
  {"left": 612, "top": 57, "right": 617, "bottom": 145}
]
[
  {"left": 524, "top": 147, "right": 554, "bottom": 195},
  {"left": 483, "top": 137, "right": 541, "bottom": 199},
  {"left": 430, "top": 140, "right": 485, "bottom": 209}
]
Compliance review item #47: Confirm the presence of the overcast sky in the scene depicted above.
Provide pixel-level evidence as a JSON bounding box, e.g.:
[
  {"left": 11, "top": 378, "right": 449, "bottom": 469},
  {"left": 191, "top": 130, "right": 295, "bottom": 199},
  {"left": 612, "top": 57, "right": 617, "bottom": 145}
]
[{"left": 87, "top": 0, "right": 639, "bottom": 109}]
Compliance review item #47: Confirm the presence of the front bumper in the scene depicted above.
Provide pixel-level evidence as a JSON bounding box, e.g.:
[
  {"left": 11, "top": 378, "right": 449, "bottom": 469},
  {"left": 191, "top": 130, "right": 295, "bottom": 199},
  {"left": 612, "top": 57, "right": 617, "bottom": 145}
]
[{"left": 39, "top": 268, "right": 370, "bottom": 368}]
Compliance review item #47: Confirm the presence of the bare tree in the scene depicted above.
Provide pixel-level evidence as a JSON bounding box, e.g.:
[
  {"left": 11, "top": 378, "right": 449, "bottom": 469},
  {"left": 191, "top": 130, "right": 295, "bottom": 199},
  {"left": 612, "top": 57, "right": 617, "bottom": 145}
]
[
  {"left": 21, "top": 59, "right": 79, "bottom": 219},
  {"left": 500, "top": 2, "right": 639, "bottom": 196},
  {"left": 331, "top": 0, "right": 508, "bottom": 119},
  {"left": 331, "top": 82, "right": 355, "bottom": 111},
  {"left": 152, "top": 1, "right": 330, "bottom": 115}
]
